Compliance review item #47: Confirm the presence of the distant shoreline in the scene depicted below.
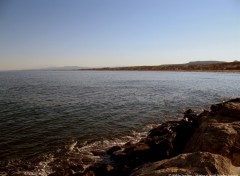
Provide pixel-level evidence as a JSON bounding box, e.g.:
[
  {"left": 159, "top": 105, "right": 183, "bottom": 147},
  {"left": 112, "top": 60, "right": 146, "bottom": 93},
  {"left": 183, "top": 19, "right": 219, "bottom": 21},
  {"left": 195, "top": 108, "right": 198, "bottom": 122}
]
[
  {"left": 80, "top": 61, "right": 240, "bottom": 73},
  {"left": 80, "top": 69, "right": 240, "bottom": 73}
]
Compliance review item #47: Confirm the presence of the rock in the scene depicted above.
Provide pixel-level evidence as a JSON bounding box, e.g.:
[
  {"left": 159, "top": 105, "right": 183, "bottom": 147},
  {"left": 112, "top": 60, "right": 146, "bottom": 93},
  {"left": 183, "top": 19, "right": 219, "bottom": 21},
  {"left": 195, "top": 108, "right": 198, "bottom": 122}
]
[
  {"left": 69, "top": 164, "right": 84, "bottom": 172},
  {"left": 81, "top": 156, "right": 94, "bottom": 163},
  {"left": 91, "top": 149, "right": 106, "bottom": 156},
  {"left": 106, "top": 146, "right": 121, "bottom": 155},
  {"left": 133, "top": 143, "right": 150, "bottom": 152},
  {"left": 123, "top": 141, "right": 134, "bottom": 148},
  {"left": 64, "top": 168, "right": 74, "bottom": 176},
  {"left": 147, "top": 122, "right": 175, "bottom": 138},
  {"left": 211, "top": 99, "right": 240, "bottom": 119},
  {"left": 48, "top": 168, "right": 74, "bottom": 176},
  {"left": 110, "top": 150, "right": 126, "bottom": 160},
  {"left": 48, "top": 171, "right": 64, "bottom": 176},
  {"left": 221, "top": 102, "right": 240, "bottom": 118},
  {"left": 185, "top": 121, "right": 240, "bottom": 166},
  {"left": 146, "top": 118, "right": 197, "bottom": 158},
  {"left": 130, "top": 152, "right": 240, "bottom": 176},
  {"left": 184, "top": 109, "right": 198, "bottom": 122},
  {"left": 185, "top": 99, "right": 240, "bottom": 166},
  {"left": 85, "top": 163, "right": 114, "bottom": 176},
  {"left": 81, "top": 171, "right": 95, "bottom": 176}
]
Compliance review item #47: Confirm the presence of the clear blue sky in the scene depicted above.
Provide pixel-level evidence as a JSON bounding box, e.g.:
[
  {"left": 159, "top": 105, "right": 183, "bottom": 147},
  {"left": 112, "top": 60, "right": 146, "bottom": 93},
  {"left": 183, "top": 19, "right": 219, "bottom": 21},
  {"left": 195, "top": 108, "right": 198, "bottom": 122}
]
[{"left": 0, "top": 0, "right": 239, "bottom": 70}]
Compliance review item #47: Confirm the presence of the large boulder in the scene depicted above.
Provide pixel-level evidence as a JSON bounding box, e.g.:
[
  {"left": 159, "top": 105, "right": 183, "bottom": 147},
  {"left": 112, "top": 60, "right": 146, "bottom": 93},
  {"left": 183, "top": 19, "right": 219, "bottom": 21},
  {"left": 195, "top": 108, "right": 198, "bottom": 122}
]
[
  {"left": 185, "top": 99, "right": 240, "bottom": 166},
  {"left": 130, "top": 152, "right": 240, "bottom": 176},
  {"left": 211, "top": 98, "right": 240, "bottom": 119},
  {"left": 185, "top": 121, "right": 240, "bottom": 166}
]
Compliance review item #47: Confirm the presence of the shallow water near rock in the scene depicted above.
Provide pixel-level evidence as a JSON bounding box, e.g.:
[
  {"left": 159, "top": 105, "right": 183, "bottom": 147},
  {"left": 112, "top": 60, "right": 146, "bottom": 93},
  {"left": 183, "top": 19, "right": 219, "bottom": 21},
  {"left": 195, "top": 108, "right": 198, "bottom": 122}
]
[{"left": 0, "top": 70, "right": 240, "bottom": 175}]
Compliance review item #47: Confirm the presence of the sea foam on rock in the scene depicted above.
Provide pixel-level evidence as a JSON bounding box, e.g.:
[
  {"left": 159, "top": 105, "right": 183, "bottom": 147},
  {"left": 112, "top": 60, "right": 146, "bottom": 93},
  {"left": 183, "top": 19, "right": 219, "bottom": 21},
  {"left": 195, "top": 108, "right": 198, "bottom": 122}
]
[{"left": 51, "top": 98, "right": 240, "bottom": 176}]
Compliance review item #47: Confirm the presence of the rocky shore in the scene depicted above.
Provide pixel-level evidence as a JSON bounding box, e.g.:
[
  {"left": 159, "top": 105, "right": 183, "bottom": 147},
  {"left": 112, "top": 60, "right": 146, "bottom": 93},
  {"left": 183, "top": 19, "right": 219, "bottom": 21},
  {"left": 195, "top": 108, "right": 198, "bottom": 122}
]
[{"left": 50, "top": 98, "right": 240, "bottom": 176}]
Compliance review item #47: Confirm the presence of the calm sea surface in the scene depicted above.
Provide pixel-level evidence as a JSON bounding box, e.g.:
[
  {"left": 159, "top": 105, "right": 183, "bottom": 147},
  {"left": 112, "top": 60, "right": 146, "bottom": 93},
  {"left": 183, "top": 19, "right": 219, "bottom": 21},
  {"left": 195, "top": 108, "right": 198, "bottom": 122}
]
[{"left": 0, "top": 71, "right": 240, "bottom": 175}]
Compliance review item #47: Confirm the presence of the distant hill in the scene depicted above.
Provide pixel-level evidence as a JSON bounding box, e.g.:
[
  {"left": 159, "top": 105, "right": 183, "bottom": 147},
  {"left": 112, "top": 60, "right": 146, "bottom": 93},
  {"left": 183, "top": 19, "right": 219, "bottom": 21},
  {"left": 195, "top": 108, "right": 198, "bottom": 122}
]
[
  {"left": 186, "top": 61, "right": 226, "bottom": 65},
  {"left": 40, "top": 66, "right": 88, "bottom": 71},
  {"left": 82, "top": 61, "right": 240, "bottom": 72}
]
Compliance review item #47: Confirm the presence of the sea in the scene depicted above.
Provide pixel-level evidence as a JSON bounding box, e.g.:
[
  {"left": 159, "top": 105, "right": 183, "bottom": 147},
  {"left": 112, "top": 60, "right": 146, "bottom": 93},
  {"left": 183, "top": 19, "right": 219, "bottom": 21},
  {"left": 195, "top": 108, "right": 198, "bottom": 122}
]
[{"left": 0, "top": 70, "right": 240, "bottom": 175}]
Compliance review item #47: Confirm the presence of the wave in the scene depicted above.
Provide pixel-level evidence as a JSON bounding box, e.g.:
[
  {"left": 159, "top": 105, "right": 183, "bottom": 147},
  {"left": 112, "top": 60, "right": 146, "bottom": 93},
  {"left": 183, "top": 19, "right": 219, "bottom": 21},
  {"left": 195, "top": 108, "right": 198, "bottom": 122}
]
[{"left": 0, "top": 123, "right": 159, "bottom": 176}]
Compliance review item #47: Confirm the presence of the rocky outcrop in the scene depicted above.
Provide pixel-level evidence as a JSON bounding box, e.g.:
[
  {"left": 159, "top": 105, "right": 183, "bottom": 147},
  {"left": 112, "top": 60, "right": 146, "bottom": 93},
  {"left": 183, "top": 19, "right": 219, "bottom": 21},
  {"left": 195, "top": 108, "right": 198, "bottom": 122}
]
[
  {"left": 49, "top": 98, "right": 240, "bottom": 176},
  {"left": 185, "top": 99, "right": 240, "bottom": 166},
  {"left": 211, "top": 98, "right": 240, "bottom": 118},
  {"left": 130, "top": 152, "right": 240, "bottom": 176}
]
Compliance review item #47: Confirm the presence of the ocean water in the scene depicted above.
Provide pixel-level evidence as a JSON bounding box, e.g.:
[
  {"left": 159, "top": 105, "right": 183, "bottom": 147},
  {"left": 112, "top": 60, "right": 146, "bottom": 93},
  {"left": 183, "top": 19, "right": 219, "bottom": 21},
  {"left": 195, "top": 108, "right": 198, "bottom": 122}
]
[{"left": 0, "top": 70, "right": 240, "bottom": 175}]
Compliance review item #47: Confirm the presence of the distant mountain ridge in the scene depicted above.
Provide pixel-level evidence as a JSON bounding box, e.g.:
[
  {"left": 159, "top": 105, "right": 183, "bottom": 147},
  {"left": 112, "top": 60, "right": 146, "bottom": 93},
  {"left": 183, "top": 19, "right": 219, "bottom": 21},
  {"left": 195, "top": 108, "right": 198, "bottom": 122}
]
[
  {"left": 82, "top": 61, "right": 240, "bottom": 72},
  {"left": 186, "top": 61, "right": 226, "bottom": 65}
]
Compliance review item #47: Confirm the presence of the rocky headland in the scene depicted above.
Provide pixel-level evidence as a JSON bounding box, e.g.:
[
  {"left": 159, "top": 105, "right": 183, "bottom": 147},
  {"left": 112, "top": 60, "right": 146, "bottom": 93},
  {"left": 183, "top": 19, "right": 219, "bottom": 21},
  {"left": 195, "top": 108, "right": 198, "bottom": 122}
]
[{"left": 49, "top": 98, "right": 240, "bottom": 176}]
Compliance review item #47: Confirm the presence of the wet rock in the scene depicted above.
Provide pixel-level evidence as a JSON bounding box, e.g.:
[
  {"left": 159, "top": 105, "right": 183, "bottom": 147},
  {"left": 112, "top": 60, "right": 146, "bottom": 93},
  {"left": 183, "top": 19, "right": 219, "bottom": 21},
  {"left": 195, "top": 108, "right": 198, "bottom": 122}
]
[
  {"left": 85, "top": 163, "right": 114, "bottom": 176},
  {"left": 123, "top": 141, "right": 134, "bottom": 148},
  {"left": 80, "top": 171, "right": 95, "bottom": 176},
  {"left": 84, "top": 171, "right": 95, "bottom": 176},
  {"left": 110, "top": 149, "right": 126, "bottom": 160},
  {"left": 106, "top": 146, "right": 121, "bottom": 155},
  {"left": 123, "top": 143, "right": 150, "bottom": 154},
  {"left": 146, "top": 117, "right": 197, "bottom": 158},
  {"left": 64, "top": 168, "right": 74, "bottom": 176},
  {"left": 91, "top": 149, "right": 106, "bottom": 156},
  {"left": 81, "top": 156, "right": 94, "bottom": 163},
  {"left": 130, "top": 152, "right": 240, "bottom": 176},
  {"left": 133, "top": 143, "right": 150, "bottom": 152},
  {"left": 48, "top": 168, "right": 74, "bottom": 176},
  {"left": 170, "top": 119, "right": 196, "bottom": 156},
  {"left": 184, "top": 109, "right": 198, "bottom": 122},
  {"left": 221, "top": 102, "right": 240, "bottom": 118},
  {"left": 146, "top": 137, "right": 173, "bottom": 160},
  {"left": 69, "top": 164, "right": 84, "bottom": 172},
  {"left": 147, "top": 122, "right": 173, "bottom": 138},
  {"left": 48, "top": 171, "right": 64, "bottom": 176},
  {"left": 211, "top": 99, "right": 240, "bottom": 118}
]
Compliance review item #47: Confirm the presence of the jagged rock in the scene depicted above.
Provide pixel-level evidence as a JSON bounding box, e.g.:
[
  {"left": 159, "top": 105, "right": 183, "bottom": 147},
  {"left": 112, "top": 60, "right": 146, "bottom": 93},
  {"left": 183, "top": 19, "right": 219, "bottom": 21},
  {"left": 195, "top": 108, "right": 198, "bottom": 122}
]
[
  {"left": 185, "top": 100, "right": 240, "bottom": 166},
  {"left": 106, "top": 146, "right": 121, "bottom": 155},
  {"left": 48, "top": 168, "right": 74, "bottom": 176},
  {"left": 211, "top": 98, "right": 240, "bottom": 118},
  {"left": 91, "top": 149, "right": 106, "bottom": 156},
  {"left": 69, "top": 164, "right": 84, "bottom": 172},
  {"left": 221, "top": 102, "right": 240, "bottom": 118},
  {"left": 130, "top": 152, "right": 240, "bottom": 176},
  {"left": 185, "top": 121, "right": 240, "bottom": 166},
  {"left": 184, "top": 109, "right": 198, "bottom": 122},
  {"left": 84, "top": 163, "right": 114, "bottom": 176},
  {"left": 80, "top": 171, "right": 95, "bottom": 176},
  {"left": 107, "top": 112, "right": 199, "bottom": 175}
]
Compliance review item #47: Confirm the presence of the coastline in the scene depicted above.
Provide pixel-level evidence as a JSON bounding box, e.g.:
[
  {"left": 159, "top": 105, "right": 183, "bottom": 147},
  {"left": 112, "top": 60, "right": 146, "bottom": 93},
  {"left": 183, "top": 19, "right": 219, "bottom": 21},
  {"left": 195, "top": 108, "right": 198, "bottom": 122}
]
[
  {"left": 80, "top": 61, "right": 240, "bottom": 73},
  {"left": 80, "top": 69, "right": 240, "bottom": 73},
  {"left": 48, "top": 98, "right": 240, "bottom": 176}
]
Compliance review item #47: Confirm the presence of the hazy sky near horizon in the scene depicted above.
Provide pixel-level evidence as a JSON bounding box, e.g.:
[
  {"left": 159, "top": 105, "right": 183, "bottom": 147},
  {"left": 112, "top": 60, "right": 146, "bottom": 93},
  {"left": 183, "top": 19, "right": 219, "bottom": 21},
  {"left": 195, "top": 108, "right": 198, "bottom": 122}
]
[{"left": 0, "top": 0, "right": 240, "bottom": 70}]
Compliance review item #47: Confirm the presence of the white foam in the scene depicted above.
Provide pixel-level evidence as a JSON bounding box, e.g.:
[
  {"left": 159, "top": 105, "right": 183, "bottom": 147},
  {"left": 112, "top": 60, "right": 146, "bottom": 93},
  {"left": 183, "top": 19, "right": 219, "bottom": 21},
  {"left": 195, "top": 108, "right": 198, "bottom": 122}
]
[{"left": 1, "top": 123, "right": 160, "bottom": 176}]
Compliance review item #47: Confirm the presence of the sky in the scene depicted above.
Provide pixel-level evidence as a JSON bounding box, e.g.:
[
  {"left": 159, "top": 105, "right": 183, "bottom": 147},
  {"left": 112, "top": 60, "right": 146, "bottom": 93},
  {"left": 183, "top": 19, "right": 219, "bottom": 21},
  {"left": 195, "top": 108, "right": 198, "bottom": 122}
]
[{"left": 0, "top": 0, "right": 240, "bottom": 70}]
